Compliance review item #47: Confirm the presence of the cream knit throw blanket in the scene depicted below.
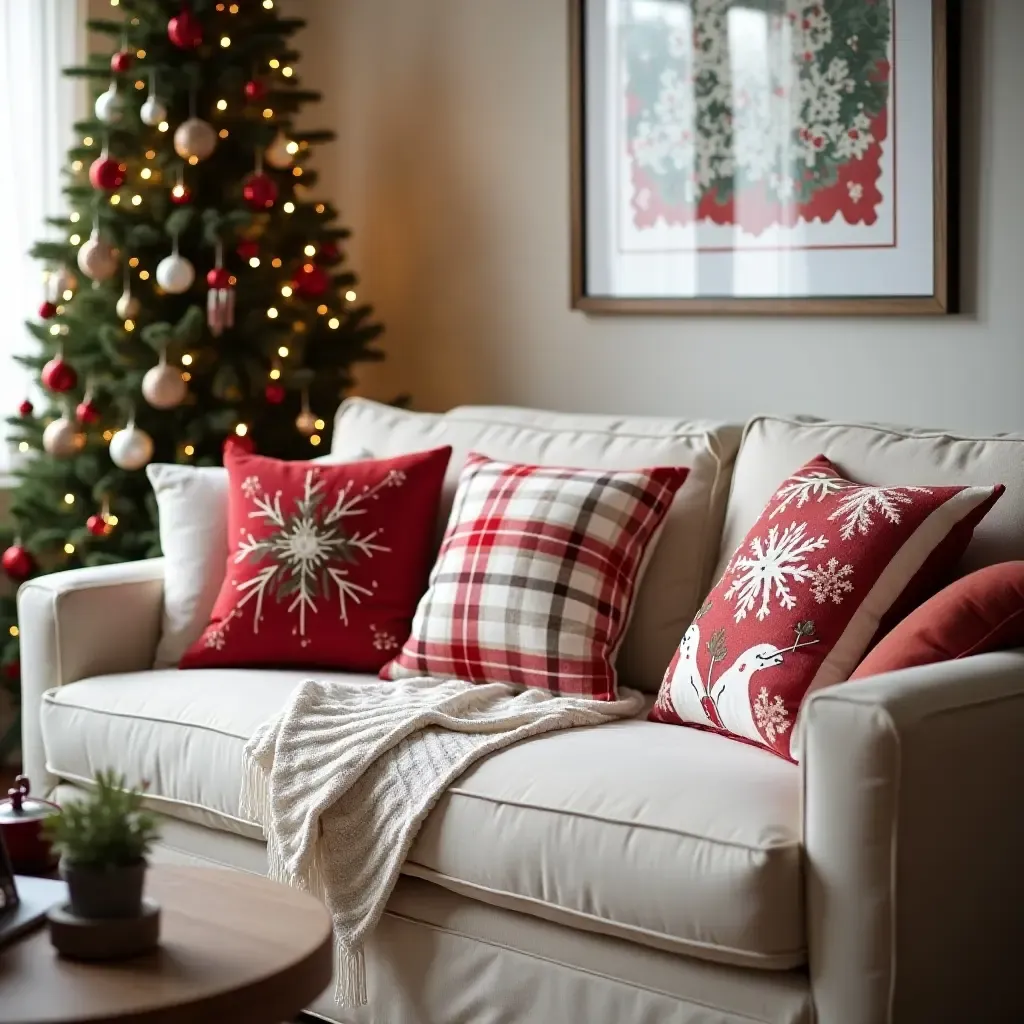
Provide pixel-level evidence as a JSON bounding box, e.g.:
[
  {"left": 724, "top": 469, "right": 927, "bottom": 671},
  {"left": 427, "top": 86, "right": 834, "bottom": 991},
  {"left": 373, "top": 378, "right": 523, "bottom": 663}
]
[{"left": 239, "top": 675, "right": 643, "bottom": 1006}]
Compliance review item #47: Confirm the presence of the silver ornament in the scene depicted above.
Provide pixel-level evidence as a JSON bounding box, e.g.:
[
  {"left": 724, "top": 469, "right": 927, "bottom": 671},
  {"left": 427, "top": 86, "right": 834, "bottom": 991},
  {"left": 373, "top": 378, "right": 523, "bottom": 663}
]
[
  {"left": 264, "top": 131, "right": 293, "bottom": 170},
  {"left": 42, "top": 416, "right": 85, "bottom": 458},
  {"left": 173, "top": 118, "right": 217, "bottom": 161},
  {"left": 156, "top": 252, "right": 195, "bottom": 294},
  {"left": 295, "top": 409, "right": 318, "bottom": 436},
  {"left": 140, "top": 93, "right": 167, "bottom": 127},
  {"left": 94, "top": 82, "right": 124, "bottom": 124},
  {"left": 77, "top": 230, "right": 118, "bottom": 282},
  {"left": 142, "top": 359, "right": 187, "bottom": 410},
  {"left": 109, "top": 422, "right": 154, "bottom": 471},
  {"left": 116, "top": 289, "right": 140, "bottom": 320}
]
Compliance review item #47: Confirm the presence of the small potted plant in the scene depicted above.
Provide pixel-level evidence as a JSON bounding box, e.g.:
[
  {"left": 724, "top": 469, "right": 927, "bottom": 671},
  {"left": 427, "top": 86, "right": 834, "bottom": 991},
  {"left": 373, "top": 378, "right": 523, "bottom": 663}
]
[{"left": 43, "top": 769, "right": 159, "bottom": 920}]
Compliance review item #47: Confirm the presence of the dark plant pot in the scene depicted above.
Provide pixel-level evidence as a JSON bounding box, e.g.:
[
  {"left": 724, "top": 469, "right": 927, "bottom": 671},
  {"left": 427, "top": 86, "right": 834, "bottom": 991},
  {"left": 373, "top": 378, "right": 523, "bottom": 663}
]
[{"left": 60, "top": 858, "right": 147, "bottom": 920}]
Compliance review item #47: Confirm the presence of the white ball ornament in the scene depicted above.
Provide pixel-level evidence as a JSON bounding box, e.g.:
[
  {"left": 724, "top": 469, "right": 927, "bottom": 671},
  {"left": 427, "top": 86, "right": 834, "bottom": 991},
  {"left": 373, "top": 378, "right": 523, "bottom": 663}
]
[
  {"left": 94, "top": 82, "right": 124, "bottom": 124},
  {"left": 140, "top": 93, "right": 167, "bottom": 127},
  {"left": 77, "top": 229, "right": 118, "bottom": 282},
  {"left": 264, "top": 131, "right": 293, "bottom": 170},
  {"left": 42, "top": 415, "right": 86, "bottom": 458},
  {"left": 109, "top": 421, "right": 154, "bottom": 471},
  {"left": 156, "top": 251, "right": 195, "bottom": 294},
  {"left": 173, "top": 118, "right": 217, "bottom": 161},
  {"left": 115, "top": 289, "right": 140, "bottom": 320},
  {"left": 142, "top": 358, "right": 187, "bottom": 410}
]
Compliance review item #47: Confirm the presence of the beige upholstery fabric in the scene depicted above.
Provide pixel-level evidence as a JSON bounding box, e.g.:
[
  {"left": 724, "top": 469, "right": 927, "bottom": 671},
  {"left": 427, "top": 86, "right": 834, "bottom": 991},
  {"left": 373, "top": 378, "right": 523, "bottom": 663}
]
[
  {"left": 331, "top": 399, "right": 742, "bottom": 691},
  {"left": 42, "top": 670, "right": 804, "bottom": 970},
  {"left": 802, "top": 650, "right": 1024, "bottom": 1024},
  {"left": 718, "top": 415, "right": 1024, "bottom": 578},
  {"left": 49, "top": 795, "right": 812, "bottom": 1024}
]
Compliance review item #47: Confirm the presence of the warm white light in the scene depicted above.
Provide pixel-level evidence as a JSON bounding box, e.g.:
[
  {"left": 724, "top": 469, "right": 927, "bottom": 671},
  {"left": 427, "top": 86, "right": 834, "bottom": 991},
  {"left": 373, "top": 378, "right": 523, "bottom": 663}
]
[
  {"left": 277, "top": 345, "right": 289, "bottom": 357},
  {"left": 345, "top": 290, "right": 357, "bottom": 301},
  {"left": 134, "top": 80, "right": 145, "bottom": 91},
  {"left": 139, "top": 270, "right": 150, "bottom": 280},
  {"left": 303, "top": 244, "right": 316, "bottom": 257},
  {"left": 286, "top": 141, "right": 299, "bottom": 155},
  {"left": 181, "top": 353, "right": 193, "bottom": 366},
  {"left": 315, "top": 203, "right": 325, "bottom": 214},
  {"left": 282, "top": 66, "right": 293, "bottom": 77},
  {"left": 71, "top": 160, "right": 83, "bottom": 172},
  {"left": 314, "top": 418, "right": 325, "bottom": 430},
  {"left": 181, "top": 371, "right": 191, "bottom": 382},
  {"left": 64, "top": 493, "right": 75, "bottom": 505},
  {"left": 64, "top": 543, "right": 75, "bottom": 554},
  {"left": 235, "top": 423, "right": 248, "bottom": 437},
  {"left": 219, "top": 128, "right": 229, "bottom": 139},
  {"left": 262, "top": 108, "right": 274, "bottom": 119},
  {"left": 271, "top": 258, "right": 283, "bottom": 268},
  {"left": 140, "top": 167, "right": 152, "bottom": 180},
  {"left": 69, "top": 211, "right": 80, "bottom": 222},
  {"left": 216, "top": 99, "right": 227, "bottom": 111},
  {"left": 18, "top": 441, "right": 29, "bottom": 452},
  {"left": 188, "top": 155, "right": 199, "bottom": 166},
  {"left": 183, "top": 444, "right": 194, "bottom": 456},
  {"left": 131, "top": 194, "right": 142, "bottom": 206},
  {"left": 292, "top": 167, "right": 303, "bottom": 177},
  {"left": 158, "top": 120, "right": 169, "bottom": 132},
  {"left": 220, "top": 36, "right": 231, "bottom": 47},
  {"left": 263, "top": 0, "right": 274, "bottom": 8},
  {"left": 63, "top": 289, "right": 73, "bottom": 301},
  {"left": 107, "top": 514, "right": 119, "bottom": 526},
  {"left": 328, "top": 317, "right": 340, "bottom": 330},
  {"left": 316, "top": 304, "right": 328, "bottom": 315},
  {"left": 110, "top": 195, "right": 121, "bottom": 205},
  {"left": 281, "top": 285, "right": 293, "bottom": 297},
  {"left": 267, "top": 307, "right": 279, "bottom": 319},
  {"left": 269, "top": 368, "right": 281, "bottom": 380},
  {"left": 283, "top": 202, "right": 295, "bottom": 213},
  {"left": 49, "top": 324, "right": 60, "bottom": 336},
  {"left": 69, "top": 233, "right": 81, "bottom": 245},
  {"left": 124, "top": 319, "right": 135, "bottom": 331},
  {"left": 172, "top": 184, "right": 187, "bottom": 199},
  {"left": 136, "top": 48, "right": 146, "bottom": 58},
  {"left": 145, "top": 149, "right": 156, "bottom": 159},
  {"left": 83, "top": 136, "right": 94, "bottom": 147},
  {"left": 269, "top": 58, "right": 280, "bottom": 69},
  {"left": 310, "top": 434, "right": 321, "bottom": 446},
  {"left": 249, "top": 256, "right": 260, "bottom": 268}
]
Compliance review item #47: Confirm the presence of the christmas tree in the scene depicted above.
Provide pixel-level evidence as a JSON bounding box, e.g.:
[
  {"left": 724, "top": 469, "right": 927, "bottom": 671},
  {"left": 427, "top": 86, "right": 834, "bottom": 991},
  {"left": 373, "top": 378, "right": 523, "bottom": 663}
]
[{"left": 0, "top": 0, "right": 383, "bottom": 757}]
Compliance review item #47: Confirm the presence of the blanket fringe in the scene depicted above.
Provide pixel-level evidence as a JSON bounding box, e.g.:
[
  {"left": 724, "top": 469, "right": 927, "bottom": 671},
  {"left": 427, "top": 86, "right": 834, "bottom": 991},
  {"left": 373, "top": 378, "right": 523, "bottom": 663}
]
[
  {"left": 336, "top": 943, "right": 367, "bottom": 1007},
  {"left": 239, "top": 752, "right": 269, "bottom": 827}
]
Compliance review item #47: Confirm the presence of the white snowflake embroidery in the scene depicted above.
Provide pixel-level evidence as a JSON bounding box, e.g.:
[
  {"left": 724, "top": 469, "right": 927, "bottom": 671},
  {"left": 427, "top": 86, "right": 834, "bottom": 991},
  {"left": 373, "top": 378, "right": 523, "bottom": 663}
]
[
  {"left": 753, "top": 687, "right": 790, "bottom": 744},
  {"left": 241, "top": 475, "right": 261, "bottom": 499},
  {"left": 827, "top": 484, "right": 933, "bottom": 541},
  {"left": 204, "top": 608, "right": 242, "bottom": 650},
  {"left": 770, "top": 470, "right": 852, "bottom": 518},
  {"left": 847, "top": 181, "right": 864, "bottom": 202},
  {"left": 724, "top": 521, "right": 829, "bottom": 623},
  {"left": 810, "top": 557, "right": 855, "bottom": 604},
  {"left": 230, "top": 468, "right": 403, "bottom": 642},
  {"left": 371, "top": 624, "right": 399, "bottom": 652}
]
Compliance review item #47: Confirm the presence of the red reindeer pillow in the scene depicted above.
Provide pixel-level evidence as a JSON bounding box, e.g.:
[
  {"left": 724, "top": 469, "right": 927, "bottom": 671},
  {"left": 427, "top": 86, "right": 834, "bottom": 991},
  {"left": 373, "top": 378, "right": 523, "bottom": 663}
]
[{"left": 649, "top": 455, "right": 1003, "bottom": 761}]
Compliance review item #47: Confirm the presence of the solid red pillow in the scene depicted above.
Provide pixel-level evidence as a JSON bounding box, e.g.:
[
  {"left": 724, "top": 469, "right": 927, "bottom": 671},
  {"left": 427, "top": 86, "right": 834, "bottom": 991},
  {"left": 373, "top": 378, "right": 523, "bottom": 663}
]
[
  {"left": 180, "top": 445, "right": 452, "bottom": 672},
  {"left": 850, "top": 562, "right": 1024, "bottom": 679}
]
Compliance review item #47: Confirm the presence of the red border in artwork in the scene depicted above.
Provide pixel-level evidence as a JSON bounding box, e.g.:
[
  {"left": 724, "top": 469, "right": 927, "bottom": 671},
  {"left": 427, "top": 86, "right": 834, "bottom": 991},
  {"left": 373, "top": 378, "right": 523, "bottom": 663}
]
[{"left": 614, "top": 2, "right": 899, "bottom": 256}]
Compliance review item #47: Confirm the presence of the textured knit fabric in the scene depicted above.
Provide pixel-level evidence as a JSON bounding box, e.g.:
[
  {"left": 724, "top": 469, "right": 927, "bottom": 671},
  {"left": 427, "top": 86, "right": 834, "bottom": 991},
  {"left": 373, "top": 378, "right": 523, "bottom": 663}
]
[
  {"left": 239, "top": 675, "right": 644, "bottom": 1006},
  {"left": 381, "top": 453, "right": 688, "bottom": 699}
]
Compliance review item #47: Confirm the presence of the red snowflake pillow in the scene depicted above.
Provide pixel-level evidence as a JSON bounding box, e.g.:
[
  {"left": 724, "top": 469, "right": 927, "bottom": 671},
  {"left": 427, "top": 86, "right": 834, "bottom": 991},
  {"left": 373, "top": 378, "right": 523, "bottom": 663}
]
[
  {"left": 180, "top": 445, "right": 452, "bottom": 672},
  {"left": 650, "top": 455, "right": 1004, "bottom": 761}
]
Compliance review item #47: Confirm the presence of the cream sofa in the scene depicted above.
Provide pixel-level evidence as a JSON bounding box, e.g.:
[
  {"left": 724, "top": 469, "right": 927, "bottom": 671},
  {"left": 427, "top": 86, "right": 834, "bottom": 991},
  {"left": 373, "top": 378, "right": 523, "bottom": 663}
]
[{"left": 18, "top": 401, "right": 1024, "bottom": 1024}]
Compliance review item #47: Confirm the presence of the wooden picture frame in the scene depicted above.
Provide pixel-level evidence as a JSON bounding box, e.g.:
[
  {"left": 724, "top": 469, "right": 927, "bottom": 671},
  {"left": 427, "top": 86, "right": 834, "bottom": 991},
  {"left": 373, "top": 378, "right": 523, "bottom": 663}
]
[{"left": 570, "top": 0, "right": 957, "bottom": 315}]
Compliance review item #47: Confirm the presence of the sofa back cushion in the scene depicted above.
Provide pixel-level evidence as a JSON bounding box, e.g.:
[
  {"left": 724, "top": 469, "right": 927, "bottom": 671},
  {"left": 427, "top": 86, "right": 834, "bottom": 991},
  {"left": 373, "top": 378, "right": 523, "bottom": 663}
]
[
  {"left": 332, "top": 399, "right": 742, "bottom": 692},
  {"left": 719, "top": 416, "right": 1024, "bottom": 580}
]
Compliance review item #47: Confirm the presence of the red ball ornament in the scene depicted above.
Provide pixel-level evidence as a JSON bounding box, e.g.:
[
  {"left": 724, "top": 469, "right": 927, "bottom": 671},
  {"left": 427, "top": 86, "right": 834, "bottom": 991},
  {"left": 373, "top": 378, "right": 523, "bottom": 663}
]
[
  {"left": 170, "top": 183, "right": 192, "bottom": 205},
  {"left": 264, "top": 383, "right": 286, "bottom": 405},
  {"left": 89, "top": 155, "right": 127, "bottom": 191},
  {"left": 244, "top": 79, "right": 267, "bottom": 101},
  {"left": 110, "top": 50, "right": 134, "bottom": 73},
  {"left": 223, "top": 434, "right": 256, "bottom": 456},
  {"left": 242, "top": 172, "right": 278, "bottom": 211},
  {"left": 2, "top": 545, "right": 34, "bottom": 582},
  {"left": 236, "top": 239, "right": 260, "bottom": 261},
  {"left": 168, "top": 9, "right": 203, "bottom": 49},
  {"left": 316, "top": 241, "right": 339, "bottom": 263},
  {"left": 206, "top": 266, "right": 232, "bottom": 289},
  {"left": 292, "top": 263, "right": 329, "bottom": 298},
  {"left": 18, "top": 399, "right": 33, "bottom": 417},
  {"left": 86, "top": 514, "right": 112, "bottom": 537},
  {"left": 41, "top": 356, "right": 77, "bottom": 393},
  {"left": 76, "top": 398, "right": 101, "bottom": 425},
  {"left": 38, "top": 301, "right": 58, "bottom": 320}
]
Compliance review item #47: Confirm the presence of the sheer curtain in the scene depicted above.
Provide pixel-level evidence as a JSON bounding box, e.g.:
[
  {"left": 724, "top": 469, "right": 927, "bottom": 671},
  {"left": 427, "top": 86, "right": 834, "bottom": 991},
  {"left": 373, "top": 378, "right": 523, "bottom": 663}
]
[{"left": 0, "top": 0, "right": 84, "bottom": 478}]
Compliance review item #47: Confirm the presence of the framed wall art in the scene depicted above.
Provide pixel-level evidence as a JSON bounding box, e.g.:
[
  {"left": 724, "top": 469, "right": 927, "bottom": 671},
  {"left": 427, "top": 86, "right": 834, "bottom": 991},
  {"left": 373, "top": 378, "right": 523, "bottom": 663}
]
[{"left": 570, "top": 0, "right": 956, "bottom": 315}]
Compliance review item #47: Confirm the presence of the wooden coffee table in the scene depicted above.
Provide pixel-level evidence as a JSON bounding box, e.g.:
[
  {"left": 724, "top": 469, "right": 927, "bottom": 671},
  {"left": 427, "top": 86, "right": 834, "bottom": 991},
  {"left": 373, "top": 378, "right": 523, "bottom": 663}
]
[{"left": 0, "top": 865, "right": 333, "bottom": 1024}]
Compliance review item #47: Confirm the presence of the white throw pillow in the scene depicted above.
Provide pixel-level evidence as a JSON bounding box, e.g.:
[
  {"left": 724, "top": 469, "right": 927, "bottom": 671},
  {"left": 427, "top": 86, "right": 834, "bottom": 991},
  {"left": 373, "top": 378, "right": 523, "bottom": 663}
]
[{"left": 147, "top": 450, "right": 371, "bottom": 668}]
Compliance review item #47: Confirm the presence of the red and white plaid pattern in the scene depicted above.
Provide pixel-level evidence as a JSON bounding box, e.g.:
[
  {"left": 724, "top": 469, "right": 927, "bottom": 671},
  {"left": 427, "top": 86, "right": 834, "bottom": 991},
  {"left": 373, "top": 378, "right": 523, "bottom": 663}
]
[{"left": 380, "top": 453, "right": 688, "bottom": 700}]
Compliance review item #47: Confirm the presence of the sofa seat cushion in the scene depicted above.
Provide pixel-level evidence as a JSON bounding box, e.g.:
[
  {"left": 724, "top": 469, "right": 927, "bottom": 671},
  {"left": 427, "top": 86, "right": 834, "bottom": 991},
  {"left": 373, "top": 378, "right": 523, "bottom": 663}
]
[{"left": 40, "top": 670, "right": 804, "bottom": 970}]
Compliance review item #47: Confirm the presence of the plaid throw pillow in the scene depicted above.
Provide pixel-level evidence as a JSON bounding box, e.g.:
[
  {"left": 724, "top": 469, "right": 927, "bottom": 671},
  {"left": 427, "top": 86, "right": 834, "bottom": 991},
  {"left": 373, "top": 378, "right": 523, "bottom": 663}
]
[{"left": 380, "top": 453, "right": 688, "bottom": 699}]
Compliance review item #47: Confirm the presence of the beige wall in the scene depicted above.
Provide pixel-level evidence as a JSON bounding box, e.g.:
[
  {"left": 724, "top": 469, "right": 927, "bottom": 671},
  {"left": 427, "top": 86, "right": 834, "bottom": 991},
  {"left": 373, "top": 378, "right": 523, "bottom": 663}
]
[{"left": 292, "top": 0, "right": 1024, "bottom": 433}]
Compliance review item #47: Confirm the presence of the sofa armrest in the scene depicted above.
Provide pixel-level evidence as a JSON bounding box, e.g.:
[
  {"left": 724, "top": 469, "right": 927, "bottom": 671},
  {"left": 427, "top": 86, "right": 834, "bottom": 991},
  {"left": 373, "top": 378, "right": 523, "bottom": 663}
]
[
  {"left": 802, "top": 651, "right": 1024, "bottom": 1024},
  {"left": 18, "top": 558, "right": 165, "bottom": 792}
]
